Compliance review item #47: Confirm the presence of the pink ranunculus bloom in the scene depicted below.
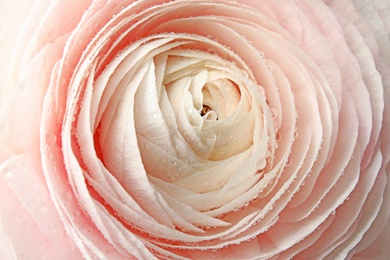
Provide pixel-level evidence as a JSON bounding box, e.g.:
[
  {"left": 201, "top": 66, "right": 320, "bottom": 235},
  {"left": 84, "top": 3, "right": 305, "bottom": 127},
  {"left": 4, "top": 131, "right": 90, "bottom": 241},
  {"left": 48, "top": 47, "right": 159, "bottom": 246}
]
[{"left": 1, "top": 0, "right": 389, "bottom": 259}]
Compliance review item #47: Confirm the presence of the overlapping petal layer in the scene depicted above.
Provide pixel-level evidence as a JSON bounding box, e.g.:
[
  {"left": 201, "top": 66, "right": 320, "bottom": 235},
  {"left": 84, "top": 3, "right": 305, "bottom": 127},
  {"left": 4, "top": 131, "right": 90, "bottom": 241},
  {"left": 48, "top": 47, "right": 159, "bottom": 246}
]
[{"left": 0, "top": 0, "right": 389, "bottom": 259}]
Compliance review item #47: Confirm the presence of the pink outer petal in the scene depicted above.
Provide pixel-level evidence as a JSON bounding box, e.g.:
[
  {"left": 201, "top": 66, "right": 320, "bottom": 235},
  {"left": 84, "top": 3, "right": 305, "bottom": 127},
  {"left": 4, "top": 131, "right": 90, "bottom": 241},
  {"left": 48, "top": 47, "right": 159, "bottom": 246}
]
[
  {"left": 0, "top": 155, "right": 83, "bottom": 259},
  {"left": 0, "top": 0, "right": 36, "bottom": 106},
  {"left": 353, "top": 180, "right": 390, "bottom": 259},
  {"left": 0, "top": 34, "right": 68, "bottom": 161},
  {"left": 3, "top": 1, "right": 389, "bottom": 257},
  {"left": 41, "top": 76, "right": 154, "bottom": 259}
]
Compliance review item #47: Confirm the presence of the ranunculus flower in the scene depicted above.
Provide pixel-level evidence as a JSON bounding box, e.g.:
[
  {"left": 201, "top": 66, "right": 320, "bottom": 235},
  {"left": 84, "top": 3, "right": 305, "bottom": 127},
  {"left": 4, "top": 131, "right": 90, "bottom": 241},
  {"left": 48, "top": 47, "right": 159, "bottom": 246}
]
[{"left": 1, "top": 0, "right": 389, "bottom": 259}]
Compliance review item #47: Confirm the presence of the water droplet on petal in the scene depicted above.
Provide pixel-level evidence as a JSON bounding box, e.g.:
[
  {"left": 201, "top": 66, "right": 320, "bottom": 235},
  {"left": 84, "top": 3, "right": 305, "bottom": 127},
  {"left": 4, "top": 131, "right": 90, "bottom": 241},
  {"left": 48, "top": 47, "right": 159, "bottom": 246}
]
[
  {"left": 18, "top": 81, "right": 28, "bottom": 91},
  {"left": 3, "top": 170, "right": 12, "bottom": 179},
  {"left": 271, "top": 108, "right": 277, "bottom": 119},
  {"left": 240, "top": 69, "right": 248, "bottom": 78},
  {"left": 61, "top": 184, "right": 72, "bottom": 195},
  {"left": 46, "top": 133, "right": 57, "bottom": 145},
  {"left": 43, "top": 144, "right": 49, "bottom": 151},
  {"left": 257, "top": 158, "right": 266, "bottom": 169},
  {"left": 60, "top": 78, "right": 66, "bottom": 86},
  {"left": 285, "top": 158, "right": 291, "bottom": 167},
  {"left": 207, "top": 48, "right": 216, "bottom": 55}
]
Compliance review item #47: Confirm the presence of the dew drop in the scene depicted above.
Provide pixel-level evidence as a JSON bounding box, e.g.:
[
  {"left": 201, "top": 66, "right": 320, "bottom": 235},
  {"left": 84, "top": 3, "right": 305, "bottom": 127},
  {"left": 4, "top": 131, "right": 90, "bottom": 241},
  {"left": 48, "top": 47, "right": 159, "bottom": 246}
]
[
  {"left": 285, "top": 158, "right": 291, "bottom": 167},
  {"left": 257, "top": 158, "right": 266, "bottom": 169},
  {"left": 3, "top": 170, "right": 13, "bottom": 179},
  {"left": 18, "top": 81, "right": 27, "bottom": 91},
  {"left": 43, "top": 144, "right": 49, "bottom": 151},
  {"left": 73, "top": 210, "right": 81, "bottom": 218},
  {"left": 62, "top": 191, "right": 72, "bottom": 201},
  {"left": 46, "top": 133, "right": 57, "bottom": 145},
  {"left": 240, "top": 69, "right": 248, "bottom": 78},
  {"left": 259, "top": 51, "right": 265, "bottom": 59},
  {"left": 207, "top": 48, "right": 216, "bottom": 55},
  {"left": 267, "top": 63, "right": 274, "bottom": 72},
  {"left": 271, "top": 108, "right": 277, "bottom": 119},
  {"left": 82, "top": 70, "right": 90, "bottom": 78}
]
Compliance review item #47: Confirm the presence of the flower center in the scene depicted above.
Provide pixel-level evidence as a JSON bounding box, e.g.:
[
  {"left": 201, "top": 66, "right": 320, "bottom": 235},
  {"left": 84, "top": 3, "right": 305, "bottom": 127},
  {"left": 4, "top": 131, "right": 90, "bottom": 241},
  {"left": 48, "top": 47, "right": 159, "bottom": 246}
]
[
  {"left": 200, "top": 104, "right": 213, "bottom": 117},
  {"left": 131, "top": 46, "right": 258, "bottom": 191}
]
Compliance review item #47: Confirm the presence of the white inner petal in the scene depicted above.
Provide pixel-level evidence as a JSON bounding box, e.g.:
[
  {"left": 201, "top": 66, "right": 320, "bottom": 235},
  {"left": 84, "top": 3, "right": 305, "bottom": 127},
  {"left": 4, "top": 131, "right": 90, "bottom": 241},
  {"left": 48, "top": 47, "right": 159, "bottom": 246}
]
[
  {"left": 131, "top": 46, "right": 270, "bottom": 205},
  {"left": 93, "top": 35, "right": 274, "bottom": 231}
]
